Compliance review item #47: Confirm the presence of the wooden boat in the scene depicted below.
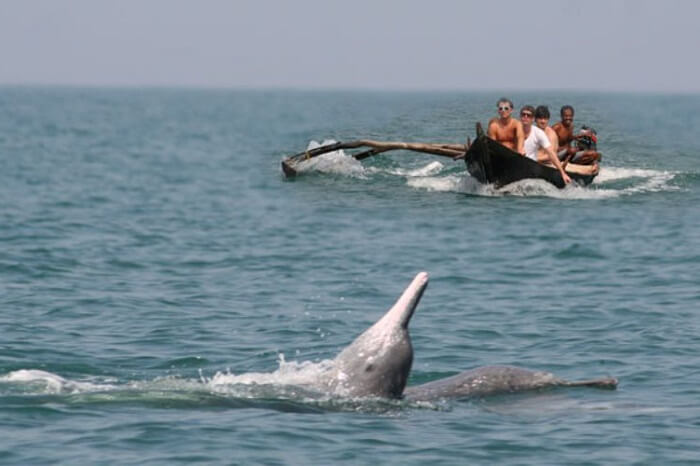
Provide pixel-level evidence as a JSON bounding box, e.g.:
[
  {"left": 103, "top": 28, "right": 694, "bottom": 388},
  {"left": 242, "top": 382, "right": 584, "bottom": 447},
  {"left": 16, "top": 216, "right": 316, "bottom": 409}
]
[
  {"left": 464, "top": 123, "right": 597, "bottom": 188},
  {"left": 281, "top": 123, "right": 599, "bottom": 188}
]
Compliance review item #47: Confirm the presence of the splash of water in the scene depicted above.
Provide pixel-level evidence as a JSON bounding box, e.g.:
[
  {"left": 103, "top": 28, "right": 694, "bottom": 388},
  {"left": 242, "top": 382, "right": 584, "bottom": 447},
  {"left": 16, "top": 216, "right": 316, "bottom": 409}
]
[
  {"left": 407, "top": 165, "right": 679, "bottom": 199},
  {"left": 206, "top": 354, "right": 335, "bottom": 393},
  {"left": 0, "top": 360, "right": 427, "bottom": 412},
  {"left": 0, "top": 351, "right": 364, "bottom": 396},
  {"left": 0, "top": 369, "right": 116, "bottom": 394},
  {"left": 288, "top": 140, "right": 367, "bottom": 178},
  {"left": 387, "top": 161, "right": 445, "bottom": 177}
]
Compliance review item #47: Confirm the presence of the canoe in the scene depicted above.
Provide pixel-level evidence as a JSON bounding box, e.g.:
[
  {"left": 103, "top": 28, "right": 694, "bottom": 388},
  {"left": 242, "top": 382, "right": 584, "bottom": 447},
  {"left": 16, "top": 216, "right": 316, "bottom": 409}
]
[{"left": 464, "top": 123, "right": 597, "bottom": 188}]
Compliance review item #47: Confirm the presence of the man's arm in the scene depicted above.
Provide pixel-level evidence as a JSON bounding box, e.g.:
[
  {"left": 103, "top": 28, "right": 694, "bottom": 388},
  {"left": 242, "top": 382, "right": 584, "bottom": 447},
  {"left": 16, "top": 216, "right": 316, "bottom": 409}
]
[
  {"left": 545, "top": 146, "right": 571, "bottom": 184},
  {"left": 537, "top": 129, "right": 559, "bottom": 163},
  {"left": 515, "top": 121, "right": 525, "bottom": 155},
  {"left": 487, "top": 119, "right": 498, "bottom": 139},
  {"left": 548, "top": 128, "right": 559, "bottom": 154}
]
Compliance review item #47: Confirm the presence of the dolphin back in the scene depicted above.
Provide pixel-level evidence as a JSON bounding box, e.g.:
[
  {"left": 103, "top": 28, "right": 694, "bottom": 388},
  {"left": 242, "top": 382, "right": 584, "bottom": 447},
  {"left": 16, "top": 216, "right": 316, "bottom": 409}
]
[{"left": 404, "top": 365, "right": 618, "bottom": 401}]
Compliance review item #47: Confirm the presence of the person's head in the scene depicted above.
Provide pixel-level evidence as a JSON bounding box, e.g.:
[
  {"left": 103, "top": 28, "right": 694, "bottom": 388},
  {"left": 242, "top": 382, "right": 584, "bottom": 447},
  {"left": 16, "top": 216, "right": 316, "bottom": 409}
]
[
  {"left": 560, "top": 105, "right": 575, "bottom": 127},
  {"left": 535, "top": 105, "right": 550, "bottom": 130},
  {"left": 576, "top": 125, "right": 598, "bottom": 150},
  {"left": 497, "top": 98, "right": 514, "bottom": 118},
  {"left": 519, "top": 105, "right": 535, "bottom": 125}
]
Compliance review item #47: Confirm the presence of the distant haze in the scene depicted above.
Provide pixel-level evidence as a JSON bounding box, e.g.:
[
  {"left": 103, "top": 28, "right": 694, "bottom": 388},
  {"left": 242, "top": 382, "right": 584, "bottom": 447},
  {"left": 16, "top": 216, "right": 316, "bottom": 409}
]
[{"left": 1, "top": 0, "right": 698, "bottom": 92}]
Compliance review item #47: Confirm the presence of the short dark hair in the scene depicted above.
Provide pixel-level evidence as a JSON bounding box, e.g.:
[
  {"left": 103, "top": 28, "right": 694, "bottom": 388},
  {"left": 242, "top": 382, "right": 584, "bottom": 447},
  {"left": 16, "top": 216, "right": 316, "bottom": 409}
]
[
  {"left": 497, "top": 97, "right": 513, "bottom": 108},
  {"left": 520, "top": 105, "right": 535, "bottom": 115},
  {"left": 535, "top": 105, "right": 550, "bottom": 119},
  {"left": 560, "top": 105, "right": 574, "bottom": 116}
]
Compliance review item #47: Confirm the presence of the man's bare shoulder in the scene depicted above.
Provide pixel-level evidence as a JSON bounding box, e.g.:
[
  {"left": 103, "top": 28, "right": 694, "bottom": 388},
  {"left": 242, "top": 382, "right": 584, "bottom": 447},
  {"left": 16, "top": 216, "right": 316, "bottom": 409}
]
[
  {"left": 506, "top": 119, "right": 523, "bottom": 132},
  {"left": 552, "top": 121, "right": 564, "bottom": 131},
  {"left": 487, "top": 118, "right": 500, "bottom": 135},
  {"left": 545, "top": 126, "right": 559, "bottom": 145}
]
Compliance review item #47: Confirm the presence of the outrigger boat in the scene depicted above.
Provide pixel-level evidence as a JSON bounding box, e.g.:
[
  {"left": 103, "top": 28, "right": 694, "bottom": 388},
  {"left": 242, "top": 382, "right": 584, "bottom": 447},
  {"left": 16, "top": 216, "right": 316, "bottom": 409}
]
[{"left": 281, "top": 123, "right": 598, "bottom": 188}]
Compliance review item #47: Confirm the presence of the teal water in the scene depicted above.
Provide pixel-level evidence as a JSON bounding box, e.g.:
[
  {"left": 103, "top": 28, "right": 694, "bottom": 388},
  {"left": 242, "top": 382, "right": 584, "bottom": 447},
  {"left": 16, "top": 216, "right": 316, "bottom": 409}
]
[{"left": 1, "top": 87, "right": 699, "bottom": 464}]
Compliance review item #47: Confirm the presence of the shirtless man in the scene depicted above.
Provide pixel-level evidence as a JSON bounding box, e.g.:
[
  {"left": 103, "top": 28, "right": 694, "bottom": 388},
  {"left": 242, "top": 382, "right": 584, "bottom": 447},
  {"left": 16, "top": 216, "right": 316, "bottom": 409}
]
[
  {"left": 487, "top": 98, "right": 524, "bottom": 154},
  {"left": 552, "top": 105, "right": 576, "bottom": 160},
  {"left": 520, "top": 105, "right": 571, "bottom": 185},
  {"left": 534, "top": 105, "right": 559, "bottom": 164}
]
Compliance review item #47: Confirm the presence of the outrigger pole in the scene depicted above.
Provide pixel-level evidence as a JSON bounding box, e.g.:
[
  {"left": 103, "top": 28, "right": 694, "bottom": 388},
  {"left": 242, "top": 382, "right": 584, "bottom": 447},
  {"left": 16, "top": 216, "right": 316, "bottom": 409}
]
[{"left": 281, "top": 139, "right": 470, "bottom": 178}]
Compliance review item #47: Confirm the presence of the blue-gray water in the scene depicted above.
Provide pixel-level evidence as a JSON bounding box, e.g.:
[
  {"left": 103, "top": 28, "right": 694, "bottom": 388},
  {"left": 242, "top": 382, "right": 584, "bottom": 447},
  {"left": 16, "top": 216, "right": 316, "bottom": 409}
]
[{"left": 1, "top": 87, "right": 699, "bottom": 465}]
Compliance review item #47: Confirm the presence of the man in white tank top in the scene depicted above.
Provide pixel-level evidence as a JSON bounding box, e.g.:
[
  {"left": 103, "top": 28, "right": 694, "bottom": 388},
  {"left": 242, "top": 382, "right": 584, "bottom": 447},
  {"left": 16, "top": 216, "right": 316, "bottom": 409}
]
[{"left": 519, "top": 105, "right": 571, "bottom": 185}]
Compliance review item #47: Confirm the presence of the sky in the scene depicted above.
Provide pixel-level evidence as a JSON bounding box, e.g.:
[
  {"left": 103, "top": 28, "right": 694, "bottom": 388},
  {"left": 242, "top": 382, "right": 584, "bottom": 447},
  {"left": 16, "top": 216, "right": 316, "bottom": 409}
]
[{"left": 0, "top": 0, "right": 698, "bottom": 92}]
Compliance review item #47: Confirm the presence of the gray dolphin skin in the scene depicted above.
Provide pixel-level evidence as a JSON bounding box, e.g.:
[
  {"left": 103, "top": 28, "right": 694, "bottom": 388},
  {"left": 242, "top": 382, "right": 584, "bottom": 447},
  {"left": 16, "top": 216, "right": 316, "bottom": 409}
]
[
  {"left": 404, "top": 366, "right": 618, "bottom": 401},
  {"left": 324, "top": 272, "right": 429, "bottom": 398}
]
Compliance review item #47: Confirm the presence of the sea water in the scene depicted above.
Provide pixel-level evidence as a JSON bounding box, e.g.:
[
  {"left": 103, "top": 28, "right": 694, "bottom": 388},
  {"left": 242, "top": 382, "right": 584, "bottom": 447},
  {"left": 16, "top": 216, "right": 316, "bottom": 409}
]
[{"left": 1, "top": 87, "right": 699, "bottom": 464}]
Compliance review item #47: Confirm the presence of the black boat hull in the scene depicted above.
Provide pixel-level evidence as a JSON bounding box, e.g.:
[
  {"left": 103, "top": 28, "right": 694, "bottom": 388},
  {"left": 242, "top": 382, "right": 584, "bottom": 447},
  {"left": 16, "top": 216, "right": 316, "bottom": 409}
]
[{"left": 464, "top": 127, "right": 596, "bottom": 188}]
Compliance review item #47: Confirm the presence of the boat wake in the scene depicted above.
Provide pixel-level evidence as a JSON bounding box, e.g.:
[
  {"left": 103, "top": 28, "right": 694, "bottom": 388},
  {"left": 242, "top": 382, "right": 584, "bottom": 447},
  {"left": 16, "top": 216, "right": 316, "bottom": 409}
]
[
  {"left": 411, "top": 165, "right": 678, "bottom": 199},
  {"left": 285, "top": 141, "right": 679, "bottom": 199}
]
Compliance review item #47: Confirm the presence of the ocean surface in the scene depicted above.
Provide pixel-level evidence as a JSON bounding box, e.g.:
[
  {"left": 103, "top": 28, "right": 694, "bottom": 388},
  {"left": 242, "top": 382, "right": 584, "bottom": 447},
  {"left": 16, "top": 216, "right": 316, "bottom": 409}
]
[{"left": 1, "top": 87, "right": 699, "bottom": 465}]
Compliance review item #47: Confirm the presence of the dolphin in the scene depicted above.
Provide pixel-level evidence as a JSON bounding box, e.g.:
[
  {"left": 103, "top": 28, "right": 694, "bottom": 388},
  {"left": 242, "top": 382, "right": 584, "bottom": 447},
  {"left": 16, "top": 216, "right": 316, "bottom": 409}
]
[
  {"left": 404, "top": 365, "right": 618, "bottom": 401},
  {"left": 305, "top": 271, "right": 617, "bottom": 401},
  {"left": 323, "top": 272, "right": 429, "bottom": 398}
]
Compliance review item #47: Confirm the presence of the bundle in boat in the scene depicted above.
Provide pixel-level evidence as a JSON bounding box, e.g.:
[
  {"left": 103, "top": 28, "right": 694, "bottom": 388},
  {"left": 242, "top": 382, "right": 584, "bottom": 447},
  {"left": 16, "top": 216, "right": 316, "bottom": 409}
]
[{"left": 280, "top": 140, "right": 467, "bottom": 178}]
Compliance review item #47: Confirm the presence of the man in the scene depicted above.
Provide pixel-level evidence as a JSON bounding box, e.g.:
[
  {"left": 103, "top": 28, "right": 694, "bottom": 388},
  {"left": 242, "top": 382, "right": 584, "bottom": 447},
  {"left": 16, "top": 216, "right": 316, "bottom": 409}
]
[
  {"left": 520, "top": 105, "right": 571, "bottom": 184},
  {"left": 534, "top": 105, "right": 559, "bottom": 164},
  {"left": 553, "top": 105, "right": 576, "bottom": 160},
  {"left": 487, "top": 98, "right": 524, "bottom": 154}
]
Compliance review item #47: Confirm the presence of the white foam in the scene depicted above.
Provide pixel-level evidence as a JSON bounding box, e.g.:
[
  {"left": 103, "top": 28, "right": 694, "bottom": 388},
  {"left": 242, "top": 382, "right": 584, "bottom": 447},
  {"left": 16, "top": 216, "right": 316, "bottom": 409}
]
[
  {"left": 406, "top": 174, "right": 463, "bottom": 192},
  {"left": 1, "top": 369, "right": 115, "bottom": 394},
  {"left": 289, "top": 140, "right": 367, "bottom": 178},
  {"left": 595, "top": 166, "right": 678, "bottom": 193},
  {"left": 207, "top": 354, "right": 334, "bottom": 391},
  {"left": 0, "top": 355, "right": 338, "bottom": 400},
  {"left": 404, "top": 165, "right": 679, "bottom": 200},
  {"left": 594, "top": 166, "right": 671, "bottom": 183},
  {"left": 388, "top": 161, "right": 445, "bottom": 177}
]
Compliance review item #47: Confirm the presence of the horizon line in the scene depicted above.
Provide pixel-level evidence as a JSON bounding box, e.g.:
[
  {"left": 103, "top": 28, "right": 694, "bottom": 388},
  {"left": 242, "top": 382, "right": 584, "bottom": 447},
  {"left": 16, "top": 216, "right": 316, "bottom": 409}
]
[{"left": 2, "top": 82, "right": 699, "bottom": 96}]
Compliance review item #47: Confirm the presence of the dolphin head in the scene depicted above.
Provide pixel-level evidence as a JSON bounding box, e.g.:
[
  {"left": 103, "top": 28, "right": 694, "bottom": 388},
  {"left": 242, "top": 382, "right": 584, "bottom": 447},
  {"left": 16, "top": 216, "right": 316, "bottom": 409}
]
[{"left": 329, "top": 272, "right": 429, "bottom": 398}]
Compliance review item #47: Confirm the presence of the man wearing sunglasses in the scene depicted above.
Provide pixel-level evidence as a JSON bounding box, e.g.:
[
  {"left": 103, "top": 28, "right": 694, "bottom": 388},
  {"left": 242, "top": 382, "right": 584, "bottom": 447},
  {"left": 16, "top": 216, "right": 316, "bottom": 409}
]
[
  {"left": 520, "top": 105, "right": 572, "bottom": 185},
  {"left": 487, "top": 98, "right": 524, "bottom": 154}
]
